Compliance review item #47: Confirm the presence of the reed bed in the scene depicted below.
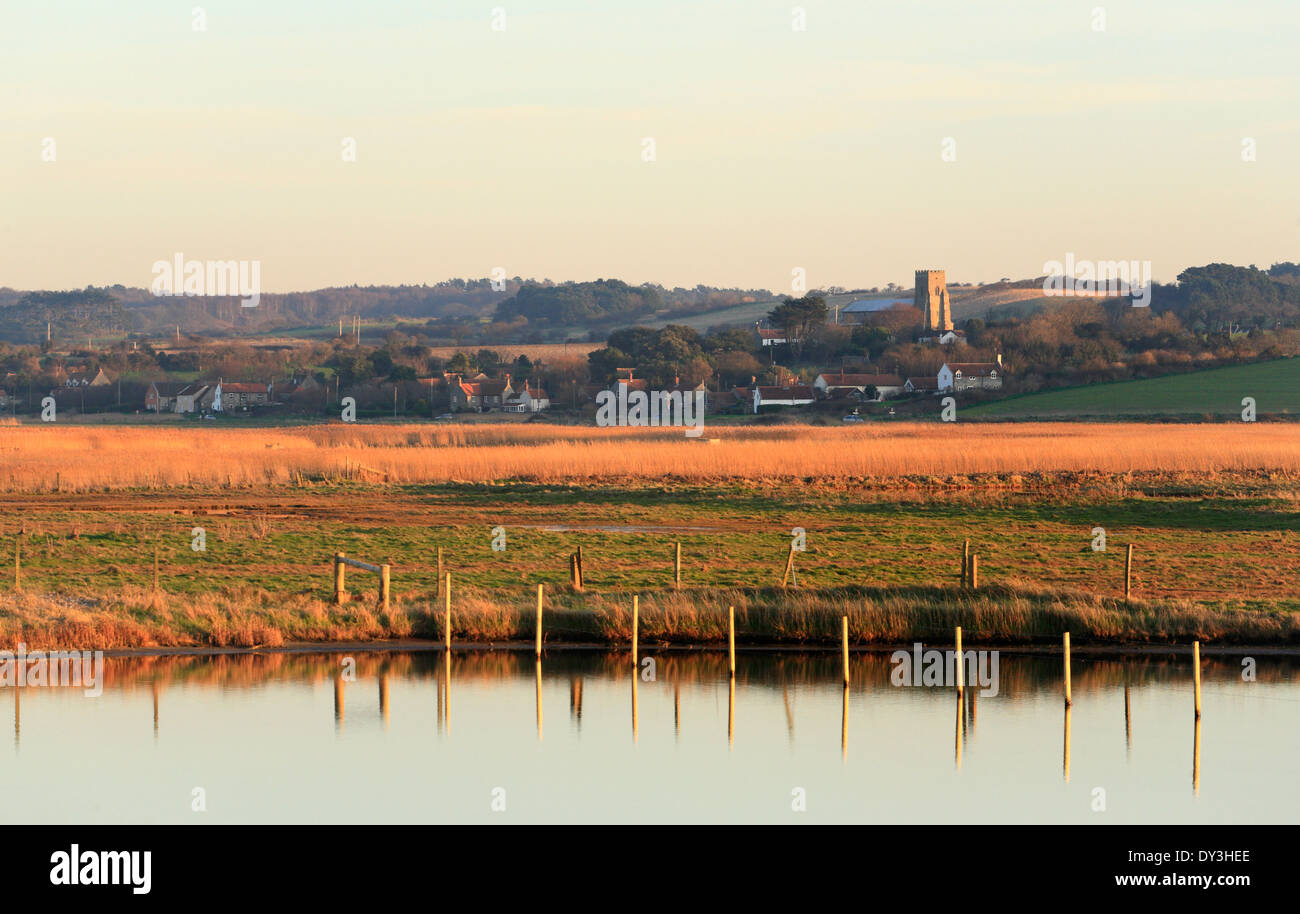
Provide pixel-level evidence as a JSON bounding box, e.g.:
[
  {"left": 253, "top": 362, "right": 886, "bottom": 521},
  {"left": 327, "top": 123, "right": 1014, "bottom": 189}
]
[{"left": 1, "top": 423, "right": 1298, "bottom": 492}]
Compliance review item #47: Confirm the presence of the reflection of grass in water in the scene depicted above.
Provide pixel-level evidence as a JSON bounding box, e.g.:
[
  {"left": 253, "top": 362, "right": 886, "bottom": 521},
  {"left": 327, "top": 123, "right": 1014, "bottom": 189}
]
[{"left": 96, "top": 649, "right": 1297, "bottom": 697}]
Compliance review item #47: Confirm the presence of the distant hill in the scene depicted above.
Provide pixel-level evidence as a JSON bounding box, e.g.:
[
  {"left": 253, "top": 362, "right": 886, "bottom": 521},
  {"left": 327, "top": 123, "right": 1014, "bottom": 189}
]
[{"left": 963, "top": 357, "right": 1300, "bottom": 419}]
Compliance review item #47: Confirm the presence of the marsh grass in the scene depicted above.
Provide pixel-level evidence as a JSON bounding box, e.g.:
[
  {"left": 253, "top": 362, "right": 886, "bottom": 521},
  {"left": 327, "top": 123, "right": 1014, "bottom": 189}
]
[{"left": 2, "top": 581, "right": 1294, "bottom": 652}]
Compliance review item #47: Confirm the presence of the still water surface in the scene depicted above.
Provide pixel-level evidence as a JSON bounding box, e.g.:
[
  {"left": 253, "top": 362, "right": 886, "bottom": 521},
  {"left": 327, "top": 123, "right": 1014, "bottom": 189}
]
[{"left": 2, "top": 649, "right": 1296, "bottom": 824}]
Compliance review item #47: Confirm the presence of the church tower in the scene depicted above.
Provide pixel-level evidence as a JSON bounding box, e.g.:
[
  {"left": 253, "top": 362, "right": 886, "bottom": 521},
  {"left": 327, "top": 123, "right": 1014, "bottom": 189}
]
[{"left": 915, "top": 269, "right": 953, "bottom": 333}]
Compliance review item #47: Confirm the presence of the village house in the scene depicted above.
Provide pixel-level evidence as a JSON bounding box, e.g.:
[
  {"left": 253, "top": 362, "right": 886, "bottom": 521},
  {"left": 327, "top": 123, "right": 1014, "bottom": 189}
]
[
  {"left": 747, "top": 384, "right": 816, "bottom": 413},
  {"left": 813, "top": 370, "right": 905, "bottom": 401},
  {"left": 502, "top": 379, "right": 550, "bottom": 413},
  {"left": 215, "top": 380, "right": 271, "bottom": 411},
  {"left": 172, "top": 383, "right": 216, "bottom": 414},
  {"left": 452, "top": 374, "right": 514, "bottom": 411},
  {"left": 938, "top": 356, "right": 1004, "bottom": 392},
  {"left": 145, "top": 381, "right": 187, "bottom": 412},
  {"left": 63, "top": 367, "right": 113, "bottom": 388},
  {"left": 918, "top": 329, "right": 967, "bottom": 345},
  {"left": 754, "top": 323, "right": 799, "bottom": 348}
]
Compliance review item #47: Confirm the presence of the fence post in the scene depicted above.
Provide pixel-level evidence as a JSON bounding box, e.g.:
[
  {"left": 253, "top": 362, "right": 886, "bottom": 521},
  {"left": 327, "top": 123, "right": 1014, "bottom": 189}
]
[
  {"left": 1193, "top": 640, "right": 1202, "bottom": 718},
  {"left": 841, "top": 616, "right": 850, "bottom": 686},
  {"left": 334, "top": 552, "right": 346, "bottom": 605},
  {"left": 632, "top": 595, "right": 639, "bottom": 666},
  {"left": 577, "top": 545, "right": 584, "bottom": 589},
  {"left": 1063, "top": 632, "right": 1072, "bottom": 706},
  {"left": 781, "top": 544, "right": 796, "bottom": 588},
  {"left": 962, "top": 539, "right": 970, "bottom": 587},
  {"left": 380, "top": 562, "right": 391, "bottom": 611},
  {"left": 535, "top": 583, "right": 544, "bottom": 658},
  {"left": 1125, "top": 543, "right": 1134, "bottom": 601},
  {"left": 444, "top": 572, "right": 451, "bottom": 650},
  {"left": 969, "top": 554, "right": 979, "bottom": 589}
]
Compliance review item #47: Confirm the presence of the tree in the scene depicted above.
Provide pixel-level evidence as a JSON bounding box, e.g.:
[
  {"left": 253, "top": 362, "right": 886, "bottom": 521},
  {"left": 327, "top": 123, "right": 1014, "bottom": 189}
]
[{"left": 767, "top": 295, "right": 828, "bottom": 358}]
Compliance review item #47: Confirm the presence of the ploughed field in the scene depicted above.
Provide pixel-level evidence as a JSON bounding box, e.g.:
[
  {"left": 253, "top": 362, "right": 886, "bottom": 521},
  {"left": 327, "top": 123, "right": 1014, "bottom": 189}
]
[{"left": 0, "top": 423, "right": 1297, "bottom": 649}]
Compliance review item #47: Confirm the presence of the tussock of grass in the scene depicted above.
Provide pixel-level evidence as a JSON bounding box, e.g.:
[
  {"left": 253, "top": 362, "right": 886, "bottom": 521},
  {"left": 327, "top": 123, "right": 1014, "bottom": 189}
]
[{"left": 0, "top": 582, "right": 1294, "bottom": 652}]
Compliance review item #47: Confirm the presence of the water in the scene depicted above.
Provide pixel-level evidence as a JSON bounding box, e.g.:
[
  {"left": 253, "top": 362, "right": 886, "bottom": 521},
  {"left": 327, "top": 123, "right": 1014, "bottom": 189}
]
[{"left": 2, "top": 649, "right": 1296, "bottom": 824}]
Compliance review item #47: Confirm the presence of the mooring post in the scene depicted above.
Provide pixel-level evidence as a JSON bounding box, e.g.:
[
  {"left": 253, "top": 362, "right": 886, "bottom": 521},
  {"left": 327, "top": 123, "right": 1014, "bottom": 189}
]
[
  {"left": 379, "top": 562, "right": 391, "bottom": 611},
  {"left": 781, "top": 544, "right": 795, "bottom": 588},
  {"left": 962, "top": 539, "right": 970, "bottom": 587},
  {"left": 577, "top": 545, "right": 584, "bottom": 589},
  {"left": 1193, "top": 640, "right": 1202, "bottom": 718},
  {"left": 334, "top": 552, "right": 346, "bottom": 605},
  {"left": 969, "top": 554, "right": 979, "bottom": 589},
  {"left": 1063, "top": 631, "right": 1072, "bottom": 706}
]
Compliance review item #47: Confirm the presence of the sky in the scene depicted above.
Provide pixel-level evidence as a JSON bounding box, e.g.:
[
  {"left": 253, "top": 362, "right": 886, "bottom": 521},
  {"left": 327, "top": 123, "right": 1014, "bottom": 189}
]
[{"left": 1, "top": 0, "right": 1297, "bottom": 294}]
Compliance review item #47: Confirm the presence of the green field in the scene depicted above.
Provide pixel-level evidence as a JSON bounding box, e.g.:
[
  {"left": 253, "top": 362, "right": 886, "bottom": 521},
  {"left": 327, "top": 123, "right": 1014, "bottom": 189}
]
[{"left": 966, "top": 358, "right": 1300, "bottom": 419}]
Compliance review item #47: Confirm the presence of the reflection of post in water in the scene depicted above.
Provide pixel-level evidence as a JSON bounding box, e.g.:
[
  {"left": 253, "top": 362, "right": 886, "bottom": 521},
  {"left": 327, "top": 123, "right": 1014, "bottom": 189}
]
[
  {"left": 152, "top": 679, "right": 160, "bottom": 735},
  {"left": 840, "top": 683, "right": 848, "bottom": 762},
  {"left": 13, "top": 687, "right": 19, "bottom": 747},
  {"left": 954, "top": 690, "right": 962, "bottom": 770},
  {"left": 968, "top": 687, "right": 977, "bottom": 737},
  {"left": 334, "top": 676, "right": 345, "bottom": 730},
  {"left": 1192, "top": 714, "right": 1201, "bottom": 796},
  {"left": 782, "top": 684, "right": 794, "bottom": 743},
  {"left": 673, "top": 681, "right": 680, "bottom": 740},
  {"left": 1124, "top": 685, "right": 1131, "bottom": 753},
  {"left": 378, "top": 673, "right": 390, "bottom": 729},
  {"left": 727, "top": 676, "right": 735, "bottom": 749},
  {"left": 535, "top": 660, "right": 543, "bottom": 742},
  {"left": 441, "top": 651, "right": 451, "bottom": 734},
  {"left": 569, "top": 677, "right": 583, "bottom": 727},
  {"left": 631, "top": 667, "right": 638, "bottom": 744},
  {"left": 1063, "top": 704, "right": 1072, "bottom": 782}
]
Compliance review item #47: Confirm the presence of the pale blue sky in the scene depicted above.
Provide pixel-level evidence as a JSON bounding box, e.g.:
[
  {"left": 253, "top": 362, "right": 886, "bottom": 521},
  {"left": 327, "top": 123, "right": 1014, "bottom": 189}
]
[{"left": 2, "top": 0, "right": 1297, "bottom": 292}]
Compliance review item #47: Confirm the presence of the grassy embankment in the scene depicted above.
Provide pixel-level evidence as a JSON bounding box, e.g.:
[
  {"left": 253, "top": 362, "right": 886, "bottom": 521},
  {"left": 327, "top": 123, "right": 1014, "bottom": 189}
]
[{"left": 2, "top": 474, "right": 1297, "bottom": 649}]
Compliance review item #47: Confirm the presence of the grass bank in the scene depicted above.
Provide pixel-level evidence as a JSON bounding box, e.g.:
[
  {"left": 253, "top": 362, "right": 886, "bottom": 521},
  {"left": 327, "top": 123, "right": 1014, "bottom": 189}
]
[{"left": 3, "top": 582, "right": 1296, "bottom": 652}]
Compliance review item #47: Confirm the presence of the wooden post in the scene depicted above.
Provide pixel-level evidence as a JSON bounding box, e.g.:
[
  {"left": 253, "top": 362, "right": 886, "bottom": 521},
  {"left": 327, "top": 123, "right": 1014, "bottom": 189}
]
[
  {"left": 728, "top": 605, "right": 736, "bottom": 678},
  {"left": 379, "top": 562, "right": 391, "bottom": 611},
  {"left": 535, "top": 583, "right": 544, "bottom": 658},
  {"left": 569, "top": 553, "right": 578, "bottom": 588},
  {"left": 1063, "top": 631, "right": 1072, "bottom": 706},
  {"left": 1193, "top": 640, "right": 1202, "bottom": 718},
  {"left": 969, "top": 554, "right": 979, "bottom": 589},
  {"left": 443, "top": 572, "right": 451, "bottom": 650},
  {"left": 334, "top": 552, "right": 346, "bottom": 605},
  {"left": 576, "top": 545, "right": 584, "bottom": 589},
  {"left": 1125, "top": 543, "right": 1134, "bottom": 601},
  {"left": 962, "top": 539, "right": 970, "bottom": 587},
  {"left": 841, "top": 616, "right": 850, "bottom": 685},
  {"left": 631, "top": 595, "right": 639, "bottom": 666},
  {"left": 13, "top": 535, "right": 20, "bottom": 591},
  {"left": 781, "top": 544, "right": 796, "bottom": 588},
  {"left": 674, "top": 541, "right": 681, "bottom": 589},
  {"left": 955, "top": 626, "right": 964, "bottom": 693}
]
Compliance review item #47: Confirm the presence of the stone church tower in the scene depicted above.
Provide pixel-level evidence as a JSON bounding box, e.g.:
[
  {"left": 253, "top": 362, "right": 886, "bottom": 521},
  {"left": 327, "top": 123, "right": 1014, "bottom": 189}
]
[{"left": 915, "top": 269, "right": 953, "bottom": 333}]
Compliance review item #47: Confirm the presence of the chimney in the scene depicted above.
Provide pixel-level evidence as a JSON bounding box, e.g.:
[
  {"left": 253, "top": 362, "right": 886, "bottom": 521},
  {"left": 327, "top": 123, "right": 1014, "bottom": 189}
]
[{"left": 674, "top": 375, "right": 680, "bottom": 386}]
